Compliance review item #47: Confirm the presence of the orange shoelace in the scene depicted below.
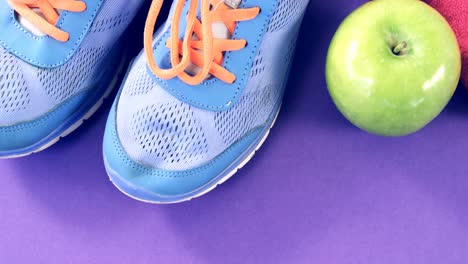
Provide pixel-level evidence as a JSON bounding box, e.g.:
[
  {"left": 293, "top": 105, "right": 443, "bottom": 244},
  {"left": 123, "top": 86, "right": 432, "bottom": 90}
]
[
  {"left": 144, "top": 0, "right": 260, "bottom": 86},
  {"left": 7, "top": 0, "right": 86, "bottom": 42}
]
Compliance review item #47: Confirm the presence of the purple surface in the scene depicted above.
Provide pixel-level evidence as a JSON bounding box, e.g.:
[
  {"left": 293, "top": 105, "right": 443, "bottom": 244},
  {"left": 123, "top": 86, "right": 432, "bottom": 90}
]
[{"left": 1, "top": 1, "right": 468, "bottom": 263}]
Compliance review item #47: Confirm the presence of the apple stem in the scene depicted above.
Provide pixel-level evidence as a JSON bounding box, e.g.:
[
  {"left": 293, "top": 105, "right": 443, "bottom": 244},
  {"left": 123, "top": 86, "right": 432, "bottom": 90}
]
[{"left": 392, "top": 41, "right": 408, "bottom": 56}]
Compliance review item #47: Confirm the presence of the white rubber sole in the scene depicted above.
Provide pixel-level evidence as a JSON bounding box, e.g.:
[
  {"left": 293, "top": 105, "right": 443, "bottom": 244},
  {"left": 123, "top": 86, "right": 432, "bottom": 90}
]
[{"left": 3, "top": 56, "right": 126, "bottom": 159}]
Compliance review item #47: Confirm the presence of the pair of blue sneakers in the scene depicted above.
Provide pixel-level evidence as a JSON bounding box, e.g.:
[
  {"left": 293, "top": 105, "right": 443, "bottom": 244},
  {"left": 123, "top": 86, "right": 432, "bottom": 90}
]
[{"left": 0, "top": 0, "right": 310, "bottom": 203}]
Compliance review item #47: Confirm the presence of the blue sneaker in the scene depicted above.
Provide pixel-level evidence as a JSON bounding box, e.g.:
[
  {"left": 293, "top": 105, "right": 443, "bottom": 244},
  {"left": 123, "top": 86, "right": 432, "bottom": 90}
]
[
  {"left": 0, "top": 0, "right": 145, "bottom": 158},
  {"left": 104, "top": 0, "right": 310, "bottom": 203}
]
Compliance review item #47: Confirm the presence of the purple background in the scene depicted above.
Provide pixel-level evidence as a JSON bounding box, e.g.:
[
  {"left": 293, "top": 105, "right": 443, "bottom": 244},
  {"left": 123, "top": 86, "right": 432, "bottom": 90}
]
[{"left": 1, "top": 1, "right": 468, "bottom": 263}]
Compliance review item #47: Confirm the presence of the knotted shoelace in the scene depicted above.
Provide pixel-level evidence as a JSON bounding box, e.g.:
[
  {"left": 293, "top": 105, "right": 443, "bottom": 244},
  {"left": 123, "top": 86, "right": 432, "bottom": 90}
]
[
  {"left": 144, "top": 0, "right": 260, "bottom": 85},
  {"left": 7, "top": 0, "right": 86, "bottom": 42}
]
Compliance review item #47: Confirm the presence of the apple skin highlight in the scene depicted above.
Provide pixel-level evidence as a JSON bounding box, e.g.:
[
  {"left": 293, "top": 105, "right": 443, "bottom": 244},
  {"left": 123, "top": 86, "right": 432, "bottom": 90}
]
[{"left": 425, "top": 0, "right": 468, "bottom": 88}]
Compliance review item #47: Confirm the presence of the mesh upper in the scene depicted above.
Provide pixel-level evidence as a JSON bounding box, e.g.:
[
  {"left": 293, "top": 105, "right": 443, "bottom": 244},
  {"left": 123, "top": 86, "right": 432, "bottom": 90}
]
[
  {"left": 116, "top": 0, "right": 309, "bottom": 171},
  {"left": 268, "top": 0, "right": 309, "bottom": 32},
  {"left": 0, "top": 0, "right": 143, "bottom": 126},
  {"left": 0, "top": 49, "right": 30, "bottom": 114},
  {"left": 38, "top": 46, "right": 109, "bottom": 102},
  {"left": 131, "top": 102, "right": 209, "bottom": 165}
]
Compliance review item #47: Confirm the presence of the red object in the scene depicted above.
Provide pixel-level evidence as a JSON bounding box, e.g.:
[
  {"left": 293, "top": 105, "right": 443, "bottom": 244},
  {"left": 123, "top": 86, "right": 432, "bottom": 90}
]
[{"left": 425, "top": 0, "right": 468, "bottom": 88}]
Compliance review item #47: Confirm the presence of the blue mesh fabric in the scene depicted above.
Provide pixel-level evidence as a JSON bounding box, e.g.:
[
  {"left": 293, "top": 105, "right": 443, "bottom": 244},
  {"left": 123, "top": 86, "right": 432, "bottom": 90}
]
[
  {"left": 116, "top": 0, "right": 309, "bottom": 171},
  {"left": 0, "top": 0, "right": 144, "bottom": 126}
]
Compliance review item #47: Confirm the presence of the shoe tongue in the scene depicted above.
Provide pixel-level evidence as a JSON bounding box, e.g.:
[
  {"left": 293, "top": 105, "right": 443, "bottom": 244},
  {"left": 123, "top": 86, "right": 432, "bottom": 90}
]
[
  {"left": 18, "top": 8, "right": 48, "bottom": 37},
  {"left": 185, "top": 21, "right": 231, "bottom": 78},
  {"left": 212, "top": 21, "right": 231, "bottom": 39}
]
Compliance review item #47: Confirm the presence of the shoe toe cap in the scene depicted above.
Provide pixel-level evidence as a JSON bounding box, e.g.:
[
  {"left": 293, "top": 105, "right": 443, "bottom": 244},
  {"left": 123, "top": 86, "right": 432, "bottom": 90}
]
[{"left": 103, "top": 99, "right": 263, "bottom": 203}]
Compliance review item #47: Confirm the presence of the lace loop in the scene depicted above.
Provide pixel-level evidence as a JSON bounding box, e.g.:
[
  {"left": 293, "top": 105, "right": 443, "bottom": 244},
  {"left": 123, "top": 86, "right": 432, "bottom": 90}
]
[
  {"left": 144, "top": 0, "right": 260, "bottom": 86},
  {"left": 7, "top": 0, "right": 87, "bottom": 42}
]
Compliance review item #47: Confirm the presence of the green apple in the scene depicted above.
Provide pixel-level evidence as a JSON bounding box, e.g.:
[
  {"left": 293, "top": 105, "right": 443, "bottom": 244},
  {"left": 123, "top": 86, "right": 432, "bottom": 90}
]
[{"left": 326, "top": 0, "right": 461, "bottom": 136}]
